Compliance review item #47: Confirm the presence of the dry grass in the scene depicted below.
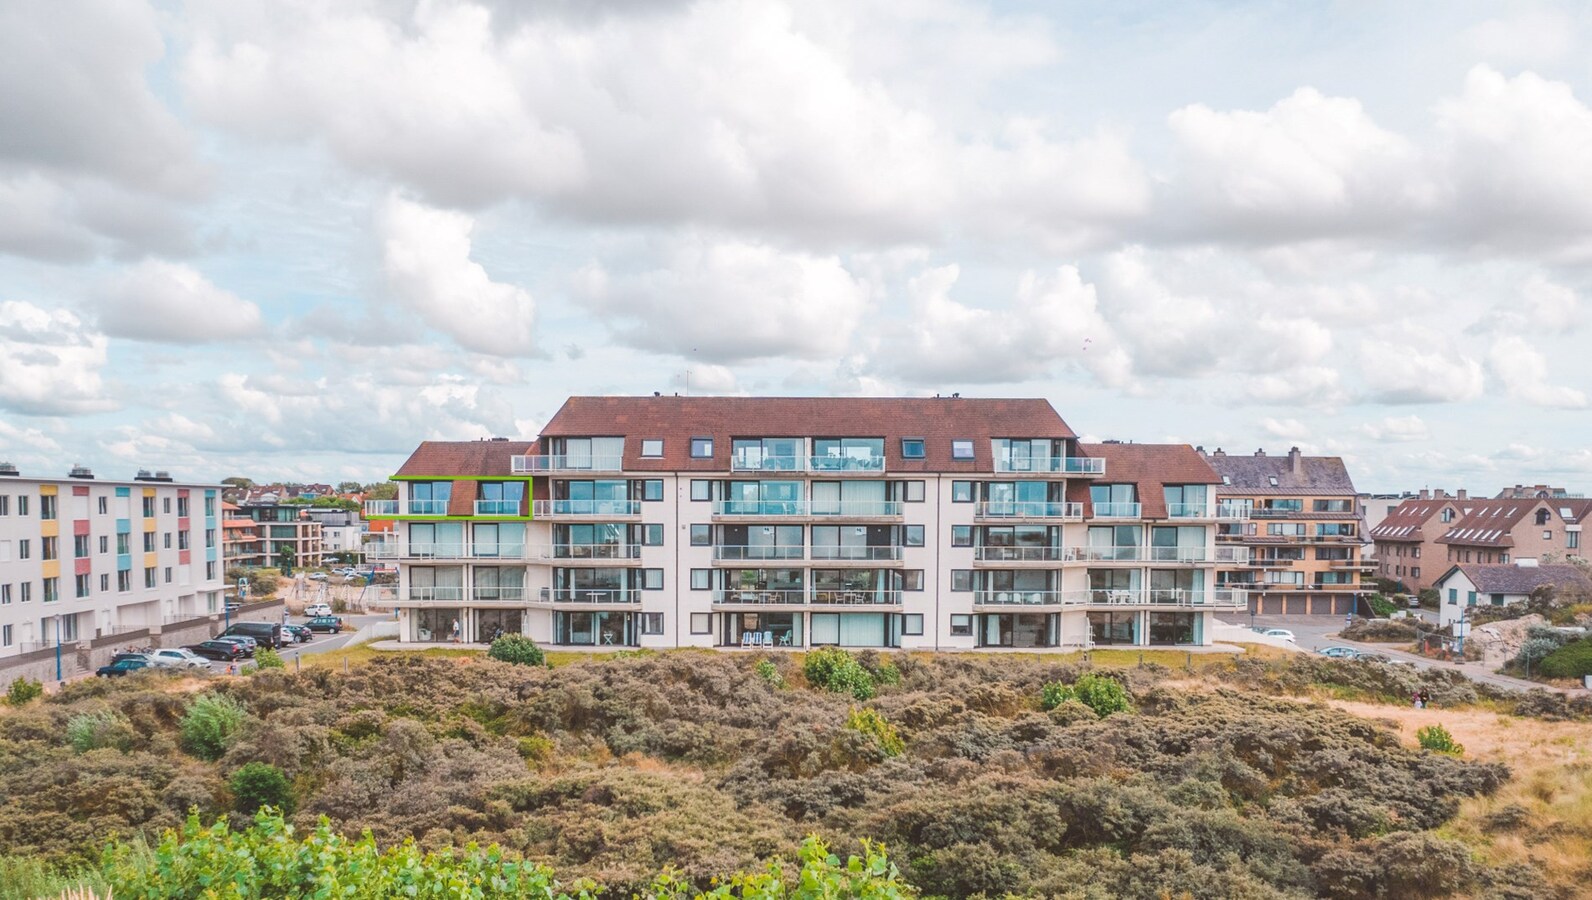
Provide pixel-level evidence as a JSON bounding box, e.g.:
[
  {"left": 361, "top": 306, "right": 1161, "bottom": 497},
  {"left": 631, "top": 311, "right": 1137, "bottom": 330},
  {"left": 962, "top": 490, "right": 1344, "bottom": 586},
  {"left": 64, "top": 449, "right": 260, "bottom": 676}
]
[{"left": 1322, "top": 697, "right": 1592, "bottom": 894}]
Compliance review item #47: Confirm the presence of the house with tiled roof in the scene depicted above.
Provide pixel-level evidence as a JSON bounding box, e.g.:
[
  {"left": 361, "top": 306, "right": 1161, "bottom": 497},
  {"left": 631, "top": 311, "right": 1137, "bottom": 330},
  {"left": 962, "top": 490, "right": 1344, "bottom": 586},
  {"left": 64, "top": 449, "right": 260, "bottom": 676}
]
[
  {"left": 1370, "top": 490, "right": 1585, "bottom": 591},
  {"left": 365, "top": 396, "right": 1250, "bottom": 650},
  {"left": 1200, "top": 447, "right": 1370, "bottom": 616},
  {"left": 1435, "top": 562, "right": 1592, "bottom": 628}
]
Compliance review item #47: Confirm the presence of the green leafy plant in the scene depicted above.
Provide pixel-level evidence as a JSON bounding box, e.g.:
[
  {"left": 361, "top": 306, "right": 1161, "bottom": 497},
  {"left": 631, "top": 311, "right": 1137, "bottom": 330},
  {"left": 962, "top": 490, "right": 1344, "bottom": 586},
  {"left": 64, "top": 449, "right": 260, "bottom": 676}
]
[
  {"left": 488, "top": 634, "right": 546, "bottom": 666},
  {"left": 252, "top": 647, "right": 285, "bottom": 670},
  {"left": 4, "top": 677, "right": 43, "bottom": 706},
  {"left": 1540, "top": 639, "right": 1592, "bottom": 680},
  {"left": 1039, "top": 681, "right": 1074, "bottom": 711},
  {"left": 1367, "top": 594, "right": 1400, "bottom": 617},
  {"left": 845, "top": 707, "right": 904, "bottom": 757},
  {"left": 229, "top": 763, "right": 295, "bottom": 816},
  {"left": 1417, "top": 724, "right": 1464, "bottom": 756},
  {"left": 1072, "top": 672, "right": 1132, "bottom": 718},
  {"left": 802, "top": 647, "right": 876, "bottom": 701},
  {"left": 66, "top": 710, "right": 135, "bottom": 754},
  {"left": 179, "top": 693, "right": 247, "bottom": 761},
  {"left": 754, "top": 658, "right": 785, "bottom": 689}
]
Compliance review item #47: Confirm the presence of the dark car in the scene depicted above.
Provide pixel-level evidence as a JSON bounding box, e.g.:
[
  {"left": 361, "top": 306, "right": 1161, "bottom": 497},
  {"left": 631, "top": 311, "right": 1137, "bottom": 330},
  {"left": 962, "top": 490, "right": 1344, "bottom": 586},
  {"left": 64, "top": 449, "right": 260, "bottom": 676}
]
[
  {"left": 186, "top": 640, "right": 247, "bottom": 662},
  {"left": 96, "top": 658, "right": 150, "bottom": 677},
  {"left": 282, "top": 624, "right": 313, "bottom": 643},
  {"left": 305, "top": 615, "right": 344, "bottom": 633},
  {"left": 218, "top": 621, "right": 287, "bottom": 649},
  {"left": 107, "top": 651, "right": 153, "bottom": 666},
  {"left": 212, "top": 635, "right": 257, "bottom": 657}
]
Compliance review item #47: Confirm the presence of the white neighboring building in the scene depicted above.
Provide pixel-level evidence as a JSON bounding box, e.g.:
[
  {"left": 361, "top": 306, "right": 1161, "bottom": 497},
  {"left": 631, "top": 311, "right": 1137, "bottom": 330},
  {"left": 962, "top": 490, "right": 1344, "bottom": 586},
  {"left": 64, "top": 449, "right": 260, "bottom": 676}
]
[
  {"left": 368, "top": 397, "right": 1249, "bottom": 649},
  {"left": 1434, "top": 561, "right": 1592, "bottom": 629},
  {"left": 306, "top": 509, "right": 364, "bottom": 557},
  {"left": 0, "top": 464, "right": 226, "bottom": 656}
]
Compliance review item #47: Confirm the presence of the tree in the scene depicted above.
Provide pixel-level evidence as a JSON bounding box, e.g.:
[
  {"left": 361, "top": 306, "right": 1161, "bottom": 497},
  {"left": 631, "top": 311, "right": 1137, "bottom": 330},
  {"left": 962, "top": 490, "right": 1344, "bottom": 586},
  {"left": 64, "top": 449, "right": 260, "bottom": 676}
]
[
  {"left": 337, "top": 481, "right": 362, "bottom": 493},
  {"left": 276, "top": 544, "right": 296, "bottom": 575},
  {"left": 229, "top": 763, "right": 295, "bottom": 816},
  {"left": 364, "top": 482, "right": 399, "bottom": 500},
  {"left": 221, "top": 477, "right": 254, "bottom": 490}
]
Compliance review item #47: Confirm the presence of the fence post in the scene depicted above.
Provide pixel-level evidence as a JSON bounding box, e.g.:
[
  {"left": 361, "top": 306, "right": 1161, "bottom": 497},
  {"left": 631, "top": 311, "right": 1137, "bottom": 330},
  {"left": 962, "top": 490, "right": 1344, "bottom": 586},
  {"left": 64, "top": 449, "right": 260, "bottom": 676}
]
[
  {"left": 1185, "top": 651, "right": 1192, "bottom": 672},
  {"left": 1138, "top": 652, "right": 1144, "bottom": 668},
  {"left": 343, "top": 656, "right": 348, "bottom": 674}
]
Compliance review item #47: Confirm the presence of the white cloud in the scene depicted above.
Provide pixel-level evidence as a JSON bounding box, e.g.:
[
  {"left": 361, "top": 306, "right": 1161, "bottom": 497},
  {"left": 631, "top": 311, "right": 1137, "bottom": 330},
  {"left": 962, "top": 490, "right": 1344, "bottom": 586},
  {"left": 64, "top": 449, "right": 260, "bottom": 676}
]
[
  {"left": 93, "top": 261, "right": 264, "bottom": 343},
  {"left": 380, "top": 194, "right": 536, "bottom": 357},
  {"left": 1359, "top": 415, "right": 1430, "bottom": 443},
  {"left": 1466, "top": 12, "right": 1576, "bottom": 66},
  {"left": 579, "top": 237, "right": 869, "bottom": 363},
  {"left": 0, "top": 301, "right": 114, "bottom": 415},
  {"left": 1358, "top": 341, "right": 1485, "bottom": 404},
  {"left": 1487, "top": 335, "right": 1588, "bottom": 409},
  {"left": 1260, "top": 417, "right": 1309, "bottom": 440},
  {"left": 1246, "top": 366, "right": 1347, "bottom": 407}
]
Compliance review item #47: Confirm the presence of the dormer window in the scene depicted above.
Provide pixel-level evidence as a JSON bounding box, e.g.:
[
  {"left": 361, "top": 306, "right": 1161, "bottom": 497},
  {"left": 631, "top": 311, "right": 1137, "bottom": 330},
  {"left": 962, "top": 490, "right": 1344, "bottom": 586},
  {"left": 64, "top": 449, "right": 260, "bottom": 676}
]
[
  {"left": 951, "top": 440, "right": 974, "bottom": 460},
  {"left": 900, "top": 438, "right": 925, "bottom": 459},
  {"left": 690, "top": 437, "right": 714, "bottom": 458},
  {"left": 1536, "top": 509, "right": 1551, "bottom": 526},
  {"left": 641, "top": 439, "right": 663, "bottom": 457},
  {"left": 1267, "top": 476, "right": 1278, "bottom": 486},
  {"left": 1441, "top": 508, "right": 1455, "bottom": 523}
]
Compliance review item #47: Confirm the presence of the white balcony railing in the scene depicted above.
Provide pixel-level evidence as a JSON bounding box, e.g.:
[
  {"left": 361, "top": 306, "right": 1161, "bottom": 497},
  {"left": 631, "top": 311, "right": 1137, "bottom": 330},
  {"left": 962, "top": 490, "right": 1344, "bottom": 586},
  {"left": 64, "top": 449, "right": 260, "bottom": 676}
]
[
  {"left": 511, "top": 454, "right": 625, "bottom": 473},
  {"left": 1212, "top": 546, "right": 1251, "bottom": 564},
  {"left": 713, "top": 588, "right": 808, "bottom": 605},
  {"left": 536, "top": 587, "right": 642, "bottom": 603},
  {"left": 1250, "top": 507, "right": 1304, "bottom": 518},
  {"left": 973, "top": 501, "right": 1084, "bottom": 519},
  {"left": 543, "top": 544, "right": 641, "bottom": 561},
  {"left": 711, "top": 500, "right": 902, "bottom": 517},
  {"left": 973, "top": 546, "right": 1065, "bottom": 561},
  {"left": 467, "top": 587, "right": 527, "bottom": 602},
  {"left": 1215, "top": 503, "right": 1251, "bottom": 520},
  {"left": 992, "top": 456, "right": 1105, "bottom": 475},
  {"left": 1091, "top": 502, "right": 1142, "bottom": 518},
  {"left": 809, "top": 546, "right": 903, "bottom": 561},
  {"left": 811, "top": 589, "right": 901, "bottom": 605},
  {"left": 971, "top": 588, "right": 1249, "bottom": 608},
  {"left": 366, "top": 541, "right": 534, "bottom": 560},
  {"left": 532, "top": 500, "right": 642, "bottom": 517},
  {"left": 712, "top": 545, "right": 805, "bottom": 561},
  {"left": 474, "top": 499, "right": 522, "bottom": 516},
  {"left": 399, "top": 586, "right": 466, "bottom": 603},
  {"left": 364, "top": 500, "right": 398, "bottom": 516},
  {"left": 974, "top": 589, "right": 1083, "bottom": 606}
]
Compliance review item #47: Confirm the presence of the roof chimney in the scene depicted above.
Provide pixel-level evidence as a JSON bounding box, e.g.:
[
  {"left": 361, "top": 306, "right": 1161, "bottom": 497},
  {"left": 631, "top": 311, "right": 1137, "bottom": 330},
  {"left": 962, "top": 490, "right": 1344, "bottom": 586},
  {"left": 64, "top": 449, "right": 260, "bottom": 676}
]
[
  {"left": 1212, "top": 448, "right": 1225, "bottom": 458},
  {"left": 1254, "top": 448, "right": 1266, "bottom": 457},
  {"left": 1456, "top": 489, "right": 1467, "bottom": 500},
  {"left": 1288, "top": 446, "right": 1302, "bottom": 476},
  {"left": 1419, "top": 489, "right": 1430, "bottom": 500}
]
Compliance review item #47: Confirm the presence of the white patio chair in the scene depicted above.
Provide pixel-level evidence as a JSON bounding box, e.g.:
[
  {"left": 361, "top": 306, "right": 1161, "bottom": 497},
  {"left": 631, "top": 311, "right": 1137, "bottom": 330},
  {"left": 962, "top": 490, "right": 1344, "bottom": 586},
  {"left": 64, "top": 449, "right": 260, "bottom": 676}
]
[{"left": 762, "top": 630, "right": 774, "bottom": 647}]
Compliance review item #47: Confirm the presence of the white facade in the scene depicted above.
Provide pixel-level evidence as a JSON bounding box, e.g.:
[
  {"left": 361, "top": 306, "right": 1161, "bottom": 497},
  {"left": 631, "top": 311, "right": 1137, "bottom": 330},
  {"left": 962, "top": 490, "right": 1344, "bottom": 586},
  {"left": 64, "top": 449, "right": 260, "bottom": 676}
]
[
  {"left": 0, "top": 471, "right": 226, "bottom": 656},
  {"left": 373, "top": 427, "right": 1246, "bottom": 650}
]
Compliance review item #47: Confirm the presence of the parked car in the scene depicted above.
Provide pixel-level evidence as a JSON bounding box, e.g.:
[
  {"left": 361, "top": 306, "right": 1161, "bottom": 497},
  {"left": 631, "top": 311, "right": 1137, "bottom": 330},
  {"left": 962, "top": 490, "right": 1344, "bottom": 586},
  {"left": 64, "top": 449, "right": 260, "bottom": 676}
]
[
  {"left": 186, "top": 640, "right": 248, "bottom": 662},
  {"left": 212, "top": 635, "right": 257, "bottom": 657},
  {"left": 1261, "top": 628, "right": 1297, "bottom": 643},
  {"left": 1318, "top": 646, "right": 1363, "bottom": 659},
  {"left": 308, "top": 572, "right": 329, "bottom": 581},
  {"left": 304, "top": 615, "right": 344, "bottom": 633},
  {"left": 282, "top": 623, "right": 313, "bottom": 643},
  {"left": 148, "top": 647, "right": 212, "bottom": 669},
  {"left": 304, "top": 602, "right": 333, "bottom": 617},
  {"left": 1407, "top": 595, "right": 1422, "bottom": 608},
  {"left": 106, "top": 651, "right": 153, "bottom": 666},
  {"left": 218, "top": 621, "right": 288, "bottom": 649},
  {"left": 96, "top": 658, "right": 150, "bottom": 677}
]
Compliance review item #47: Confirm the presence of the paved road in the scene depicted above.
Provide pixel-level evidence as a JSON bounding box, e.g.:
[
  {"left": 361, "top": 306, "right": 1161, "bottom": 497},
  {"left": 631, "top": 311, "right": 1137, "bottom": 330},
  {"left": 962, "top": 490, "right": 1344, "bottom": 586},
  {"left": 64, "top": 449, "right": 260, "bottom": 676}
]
[
  {"left": 196, "top": 611, "right": 391, "bottom": 674},
  {"left": 1222, "top": 613, "right": 1573, "bottom": 694}
]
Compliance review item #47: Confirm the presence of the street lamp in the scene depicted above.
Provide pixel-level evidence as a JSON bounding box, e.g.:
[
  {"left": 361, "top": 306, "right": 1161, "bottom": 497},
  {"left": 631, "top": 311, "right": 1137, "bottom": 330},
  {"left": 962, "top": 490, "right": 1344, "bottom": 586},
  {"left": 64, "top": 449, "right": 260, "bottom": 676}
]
[{"left": 54, "top": 616, "right": 62, "bottom": 683}]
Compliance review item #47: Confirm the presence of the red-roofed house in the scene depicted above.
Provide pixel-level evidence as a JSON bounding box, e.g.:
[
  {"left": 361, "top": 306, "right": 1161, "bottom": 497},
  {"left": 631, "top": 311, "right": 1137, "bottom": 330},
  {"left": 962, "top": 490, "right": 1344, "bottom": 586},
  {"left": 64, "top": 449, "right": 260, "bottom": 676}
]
[{"left": 1370, "top": 489, "right": 1586, "bottom": 591}]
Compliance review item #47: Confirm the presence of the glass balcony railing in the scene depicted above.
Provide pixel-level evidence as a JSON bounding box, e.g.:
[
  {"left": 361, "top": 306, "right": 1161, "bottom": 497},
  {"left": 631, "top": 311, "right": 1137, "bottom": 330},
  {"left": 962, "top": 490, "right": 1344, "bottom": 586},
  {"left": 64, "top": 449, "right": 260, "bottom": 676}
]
[
  {"left": 1250, "top": 507, "right": 1304, "bottom": 518},
  {"left": 512, "top": 455, "right": 625, "bottom": 473},
  {"left": 973, "top": 545, "right": 1065, "bottom": 561},
  {"left": 1212, "top": 546, "right": 1251, "bottom": 563},
  {"left": 808, "top": 455, "right": 885, "bottom": 472},
  {"left": 407, "top": 499, "right": 449, "bottom": 516},
  {"left": 549, "top": 544, "right": 641, "bottom": 560},
  {"left": 1166, "top": 503, "right": 1209, "bottom": 518},
  {"left": 1067, "top": 545, "right": 1146, "bottom": 562},
  {"left": 467, "top": 587, "right": 527, "bottom": 602},
  {"left": 1091, "top": 502, "right": 1142, "bottom": 518},
  {"left": 363, "top": 500, "right": 398, "bottom": 516},
  {"left": 992, "top": 456, "right": 1105, "bottom": 474},
  {"left": 809, "top": 545, "right": 903, "bottom": 561},
  {"left": 474, "top": 499, "right": 522, "bottom": 516},
  {"left": 399, "top": 586, "right": 465, "bottom": 603},
  {"left": 731, "top": 454, "right": 805, "bottom": 472},
  {"left": 712, "top": 545, "right": 805, "bottom": 561},
  {"left": 711, "top": 500, "right": 902, "bottom": 517},
  {"left": 713, "top": 588, "right": 807, "bottom": 604},
  {"left": 537, "top": 587, "right": 642, "bottom": 603},
  {"left": 973, "top": 501, "right": 1084, "bottom": 519},
  {"left": 532, "top": 500, "right": 642, "bottom": 517},
  {"left": 811, "top": 589, "right": 901, "bottom": 605},
  {"left": 973, "top": 590, "right": 1082, "bottom": 606},
  {"left": 1215, "top": 503, "right": 1251, "bottom": 520}
]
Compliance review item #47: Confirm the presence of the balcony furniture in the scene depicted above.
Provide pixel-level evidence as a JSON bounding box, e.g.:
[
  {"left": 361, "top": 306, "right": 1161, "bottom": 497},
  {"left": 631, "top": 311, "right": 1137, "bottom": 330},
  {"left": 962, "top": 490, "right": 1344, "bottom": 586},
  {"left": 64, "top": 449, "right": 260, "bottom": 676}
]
[
  {"left": 762, "top": 631, "right": 774, "bottom": 647},
  {"left": 779, "top": 633, "right": 793, "bottom": 647}
]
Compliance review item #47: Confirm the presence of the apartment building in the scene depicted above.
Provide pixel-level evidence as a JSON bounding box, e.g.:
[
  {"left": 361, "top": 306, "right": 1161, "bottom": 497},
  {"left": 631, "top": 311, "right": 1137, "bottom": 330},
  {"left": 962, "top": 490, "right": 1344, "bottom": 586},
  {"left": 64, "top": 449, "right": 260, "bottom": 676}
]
[
  {"left": 232, "top": 504, "right": 325, "bottom": 568},
  {"left": 367, "top": 397, "right": 1249, "bottom": 650},
  {"left": 221, "top": 502, "right": 264, "bottom": 569},
  {"left": 1370, "top": 489, "right": 1589, "bottom": 591},
  {"left": 0, "top": 465, "right": 225, "bottom": 657},
  {"left": 1201, "top": 448, "right": 1368, "bottom": 616}
]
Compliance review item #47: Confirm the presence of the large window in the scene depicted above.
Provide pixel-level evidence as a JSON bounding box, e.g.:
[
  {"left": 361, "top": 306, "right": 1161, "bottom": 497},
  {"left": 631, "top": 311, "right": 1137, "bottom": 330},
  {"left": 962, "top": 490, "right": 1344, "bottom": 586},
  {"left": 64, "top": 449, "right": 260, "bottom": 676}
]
[
  {"left": 1089, "top": 483, "right": 1138, "bottom": 516},
  {"left": 1088, "top": 611, "right": 1136, "bottom": 645},
  {"left": 724, "top": 611, "right": 801, "bottom": 647},
  {"left": 409, "top": 481, "right": 452, "bottom": 515},
  {"left": 732, "top": 438, "right": 803, "bottom": 470},
  {"left": 717, "top": 524, "right": 803, "bottom": 560},
  {"left": 554, "top": 611, "right": 637, "bottom": 647},
  {"left": 723, "top": 480, "right": 802, "bottom": 515},
  {"left": 1163, "top": 485, "right": 1206, "bottom": 517},
  {"left": 811, "top": 438, "right": 884, "bottom": 471},
  {"left": 477, "top": 481, "right": 525, "bottom": 515},
  {"left": 1148, "top": 612, "right": 1196, "bottom": 645}
]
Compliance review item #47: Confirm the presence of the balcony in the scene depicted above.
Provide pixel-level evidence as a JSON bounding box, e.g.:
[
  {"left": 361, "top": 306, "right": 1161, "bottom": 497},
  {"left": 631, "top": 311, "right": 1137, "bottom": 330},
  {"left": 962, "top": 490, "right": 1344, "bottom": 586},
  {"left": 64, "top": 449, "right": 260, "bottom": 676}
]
[
  {"left": 808, "top": 455, "right": 885, "bottom": 473},
  {"left": 812, "top": 589, "right": 901, "bottom": 605},
  {"left": 973, "top": 545, "right": 1065, "bottom": 562},
  {"left": 532, "top": 500, "right": 642, "bottom": 518},
  {"left": 974, "top": 589, "right": 1082, "bottom": 607},
  {"left": 473, "top": 499, "right": 523, "bottom": 516},
  {"left": 511, "top": 454, "right": 625, "bottom": 473},
  {"left": 1064, "top": 545, "right": 1214, "bottom": 563},
  {"left": 1212, "top": 546, "right": 1251, "bottom": 564},
  {"left": 711, "top": 500, "right": 902, "bottom": 518},
  {"left": 810, "top": 545, "right": 903, "bottom": 561},
  {"left": 711, "top": 545, "right": 805, "bottom": 561},
  {"left": 1250, "top": 507, "right": 1304, "bottom": 518},
  {"left": 973, "top": 501, "right": 1084, "bottom": 520},
  {"left": 1215, "top": 503, "right": 1251, "bottom": 520},
  {"left": 1091, "top": 502, "right": 1143, "bottom": 519},
  {"left": 397, "top": 586, "right": 466, "bottom": 603},
  {"left": 536, "top": 587, "right": 642, "bottom": 604},
  {"left": 532, "top": 544, "right": 643, "bottom": 564},
  {"left": 993, "top": 456, "right": 1105, "bottom": 475},
  {"left": 467, "top": 587, "right": 528, "bottom": 602},
  {"left": 364, "top": 500, "right": 398, "bottom": 516},
  {"left": 713, "top": 588, "right": 807, "bottom": 605},
  {"left": 731, "top": 454, "right": 806, "bottom": 472}
]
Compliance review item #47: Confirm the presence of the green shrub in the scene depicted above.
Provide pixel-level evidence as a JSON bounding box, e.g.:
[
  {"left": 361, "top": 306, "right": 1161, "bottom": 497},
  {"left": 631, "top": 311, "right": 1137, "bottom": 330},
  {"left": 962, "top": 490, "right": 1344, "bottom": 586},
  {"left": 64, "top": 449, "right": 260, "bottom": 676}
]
[
  {"left": 4, "top": 677, "right": 43, "bottom": 706},
  {"left": 1073, "top": 672, "right": 1132, "bottom": 718},
  {"left": 1039, "top": 681, "right": 1074, "bottom": 711},
  {"left": 66, "top": 710, "right": 135, "bottom": 754},
  {"left": 802, "top": 647, "right": 875, "bottom": 701},
  {"left": 1367, "top": 594, "right": 1400, "bottom": 617},
  {"left": 1417, "top": 724, "right": 1464, "bottom": 756},
  {"left": 845, "top": 707, "right": 904, "bottom": 757},
  {"left": 252, "top": 647, "right": 285, "bottom": 670},
  {"left": 488, "top": 634, "right": 545, "bottom": 666},
  {"left": 228, "top": 762, "right": 294, "bottom": 816},
  {"left": 754, "top": 658, "right": 785, "bottom": 689},
  {"left": 1418, "top": 588, "right": 1439, "bottom": 608},
  {"left": 1539, "top": 639, "right": 1592, "bottom": 679},
  {"left": 179, "top": 693, "right": 247, "bottom": 761},
  {"left": 1513, "top": 637, "right": 1561, "bottom": 673},
  {"left": 875, "top": 661, "right": 901, "bottom": 686}
]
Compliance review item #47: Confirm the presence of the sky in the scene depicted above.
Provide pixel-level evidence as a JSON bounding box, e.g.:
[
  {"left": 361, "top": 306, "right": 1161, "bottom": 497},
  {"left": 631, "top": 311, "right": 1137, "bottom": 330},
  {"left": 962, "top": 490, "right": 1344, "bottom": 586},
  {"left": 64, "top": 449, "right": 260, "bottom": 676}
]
[{"left": 1, "top": 0, "right": 1591, "bottom": 494}]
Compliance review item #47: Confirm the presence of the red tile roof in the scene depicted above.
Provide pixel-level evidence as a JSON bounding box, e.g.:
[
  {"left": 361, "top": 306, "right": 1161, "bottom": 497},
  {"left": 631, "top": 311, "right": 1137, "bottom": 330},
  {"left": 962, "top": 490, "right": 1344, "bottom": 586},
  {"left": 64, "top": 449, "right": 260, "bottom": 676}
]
[
  {"left": 1369, "top": 499, "right": 1451, "bottom": 541},
  {"left": 1435, "top": 499, "right": 1559, "bottom": 548},
  {"left": 1076, "top": 442, "right": 1219, "bottom": 519},
  {"left": 535, "top": 396, "right": 1077, "bottom": 473},
  {"left": 393, "top": 440, "right": 535, "bottom": 478}
]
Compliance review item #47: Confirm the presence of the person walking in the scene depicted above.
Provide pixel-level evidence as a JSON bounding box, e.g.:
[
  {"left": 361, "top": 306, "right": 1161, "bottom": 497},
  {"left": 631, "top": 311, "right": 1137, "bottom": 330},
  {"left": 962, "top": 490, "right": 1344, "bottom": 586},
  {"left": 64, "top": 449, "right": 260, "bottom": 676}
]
[
  {"left": 450, "top": 618, "right": 461, "bottom": 644},
  {"left": 1418, "top": 688, "right": 1430, "bottom": 709}
]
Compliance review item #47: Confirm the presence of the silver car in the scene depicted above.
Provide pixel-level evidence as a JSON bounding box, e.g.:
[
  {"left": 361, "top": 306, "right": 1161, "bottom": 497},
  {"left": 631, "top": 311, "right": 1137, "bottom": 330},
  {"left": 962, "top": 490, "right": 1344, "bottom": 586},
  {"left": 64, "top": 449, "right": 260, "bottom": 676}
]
[{"left": 147, "top": 647, "right": 213, "bottom": 669}]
